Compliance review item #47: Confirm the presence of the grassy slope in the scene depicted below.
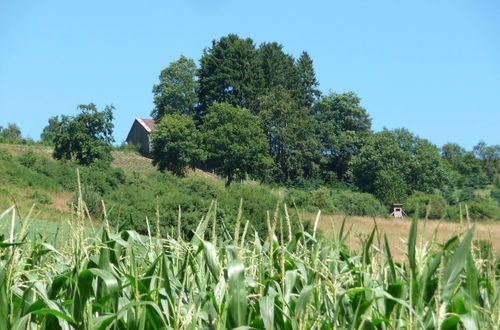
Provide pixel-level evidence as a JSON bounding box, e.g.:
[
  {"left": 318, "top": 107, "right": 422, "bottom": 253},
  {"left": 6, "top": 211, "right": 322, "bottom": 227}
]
[
  {"left": 1, "top": 143, "right": 499, "bottom": 258},
  {"left": 0, "top": 143, "right": 157, "bottom": 219}
]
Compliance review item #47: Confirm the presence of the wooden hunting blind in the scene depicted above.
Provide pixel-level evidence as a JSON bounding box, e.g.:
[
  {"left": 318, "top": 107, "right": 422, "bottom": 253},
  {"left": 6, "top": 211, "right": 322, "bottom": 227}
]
[{"left": 391, "top": 204, "right": 405, "bottom": 218}]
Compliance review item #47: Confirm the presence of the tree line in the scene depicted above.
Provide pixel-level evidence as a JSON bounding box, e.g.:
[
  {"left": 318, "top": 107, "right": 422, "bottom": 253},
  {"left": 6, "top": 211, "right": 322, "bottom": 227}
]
[
  {"left": 147, "top": 34, "right": 499, "bottom": 204},
  {"left": 10, "top": 33, "right": 499, "bottom": 207}
]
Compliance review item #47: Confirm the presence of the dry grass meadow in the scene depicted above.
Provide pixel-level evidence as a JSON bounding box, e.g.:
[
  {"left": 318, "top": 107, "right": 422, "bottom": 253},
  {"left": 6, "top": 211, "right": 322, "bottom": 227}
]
[{"left": 303, "top": 212, "right": 500, "bottom": 261}]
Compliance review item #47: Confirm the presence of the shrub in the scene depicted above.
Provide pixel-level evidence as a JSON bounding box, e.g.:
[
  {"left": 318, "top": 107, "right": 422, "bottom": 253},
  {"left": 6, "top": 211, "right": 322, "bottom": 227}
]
[
  {"left": 490, "top": 187, "right": 500, "bottom": 204},
  {"left": 446, "top": 198, "right": 500, "bottom": 221},
  {"left": 405, "top": 192, "right": 447, "bottom": 219},
  {"left": 70, "top": 185, "right": 103, "bottom": 219},
  {"left": 284, "top": 189, "right": 313, "bottom": 211},
  {"left": 29, "top": 191, "right": 52, "bottom": 205},
  {"left": 466, "top": 198, "right": 500, "bottom": 220},
  {"left": 285, "top": 187, "right": 385, "bottom": 217},
  {"left": 331, "top": 190, "right": 386, "bottom": 216},
  {"left": 310, "top": 188, "right": 336, "bottom": 212}
]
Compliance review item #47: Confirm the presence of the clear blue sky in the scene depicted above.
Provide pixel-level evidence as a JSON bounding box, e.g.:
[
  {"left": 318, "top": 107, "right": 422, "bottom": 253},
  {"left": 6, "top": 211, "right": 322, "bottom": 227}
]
[{"left": 1, "top": 0, "right": 499, "bottom": 150}]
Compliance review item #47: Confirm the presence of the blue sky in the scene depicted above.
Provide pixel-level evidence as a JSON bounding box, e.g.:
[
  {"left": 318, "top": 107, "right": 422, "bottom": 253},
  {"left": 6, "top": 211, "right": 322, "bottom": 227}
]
[{"left": 1, "top": 0, "right": 499, "bottom": 150}]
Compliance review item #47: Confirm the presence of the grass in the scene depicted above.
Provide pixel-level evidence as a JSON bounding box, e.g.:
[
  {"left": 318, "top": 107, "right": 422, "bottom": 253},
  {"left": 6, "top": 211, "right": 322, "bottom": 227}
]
[
  {"left": 1, "top": 201, "right": 499, "bottom": 329},
  {"left": 0, "top": 143, "right": 157, "bottom": 176},
  {"left": 304, "top": 213, "right": 500, "bottom": 261}
]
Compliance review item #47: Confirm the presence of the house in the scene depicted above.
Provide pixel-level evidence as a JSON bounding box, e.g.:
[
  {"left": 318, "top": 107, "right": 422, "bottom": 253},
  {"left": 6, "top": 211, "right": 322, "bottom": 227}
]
[{"left": 125, "top": 118, "right": 157, "bottom": 155}]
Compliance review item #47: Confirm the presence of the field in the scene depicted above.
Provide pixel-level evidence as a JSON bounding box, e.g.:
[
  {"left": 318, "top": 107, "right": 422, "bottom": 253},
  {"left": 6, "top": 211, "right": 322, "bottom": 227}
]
[
  {"left": 305, "top": 213, "right": 500, "bottom": 261},
  {"left": 1, "top": 202, "right": 499, "bottom": 329}
]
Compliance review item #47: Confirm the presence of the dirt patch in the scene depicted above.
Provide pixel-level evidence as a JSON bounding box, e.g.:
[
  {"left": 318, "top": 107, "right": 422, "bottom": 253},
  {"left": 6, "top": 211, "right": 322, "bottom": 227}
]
[
  {"left": 303, "top": 213, "right": 500, "bottom": 261},
  {"left": 50, "top": 192, "right": 72, "bottom": 213},
  {"left": 111, "top": 151, "right": 155, "bottom": 175}
]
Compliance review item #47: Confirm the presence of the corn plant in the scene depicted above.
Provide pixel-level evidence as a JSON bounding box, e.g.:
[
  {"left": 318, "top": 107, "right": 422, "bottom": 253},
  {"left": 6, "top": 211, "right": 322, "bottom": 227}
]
[{"left": 0, "top": 202, "right": 499, "bottom": 329}]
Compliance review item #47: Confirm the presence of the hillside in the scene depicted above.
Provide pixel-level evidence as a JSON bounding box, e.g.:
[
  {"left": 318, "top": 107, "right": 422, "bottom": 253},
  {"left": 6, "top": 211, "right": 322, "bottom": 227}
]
[{"left": 1, "top": 142, "right": 499, "bottom": 260}]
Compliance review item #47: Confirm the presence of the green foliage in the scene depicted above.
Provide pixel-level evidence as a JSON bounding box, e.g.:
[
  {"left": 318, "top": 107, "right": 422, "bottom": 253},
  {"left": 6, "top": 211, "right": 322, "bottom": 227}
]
[
  {"left": 29, "top": 191, "right": 53, "bottom": 205},
  {"left": 441, "top": 141, "right": 499, "bottom": 189},
  {"left": 150, "top": 114, "right": 203, "bottom": 176},
  {"left": 405, "top": 192, "right": 447, "bottom": 219},
  {"left": 0, "top": 123, "right": 24, "bottom": 144},
  {"left": 257, "top": 87, "right": 321, "bottom": 181},
  {"left": 53, "top": 103, "right": 115, "bottom": 166},
  {"left": 286, "top": 187, "right": 386, "bottom": 216},
  {"left": 314, "top": 92, "right": 372, "bottom": 180},
  {"left": 105, "top": 172, "right": 282, "bottom": 240},
  {"left": 197, "top": 34, "right": 321, "bottom": 118},
  {"left": 256, "top": 42, "right": 296, "bottom": 97},
  {"left": 446, "top": 198, "right": 500, "bottom": 221},
  {"left": 2, "top": 205, "right": 497, "bottom": 329},
  {"left": 198, "top": 34, "right": 261, "bottom": 113},
  {"left": 151, "top": 55, "right": 199, "bottom": 120},
  {"left": 350, "top": 129, "right": 447, "bottom": 204},
  {"left": 113, "top": 142, "right": 141, "bottom": 152},
  {"left": 295, "top": 51, "right": 321, "bottom": 107},
  {"left": 491, "top": 186, "right": 500, "bottom": 204},
  {"left": 465, "top": 198, "right": 500, "bottom": 220},
  {"left": 202, "top": 103, "right": 272, "bottom": 186},
  {"left": 39, "top": 116, "right": 61, "bottom": 145},
  {"left": 70, "top": 184, "right": 103, "bottom": 218},
  {"left": 14, "top": 151, "right": 126, "bottom": 196},
  {"left": 473, "top": 141, "right": 500, "bottom": 181}
]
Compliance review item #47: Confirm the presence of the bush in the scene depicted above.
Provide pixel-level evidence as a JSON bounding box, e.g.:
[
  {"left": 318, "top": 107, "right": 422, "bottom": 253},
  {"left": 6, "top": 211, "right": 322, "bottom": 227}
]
[
  {"left": 29, "top": 191, "right": 52, "bottom": 205},
  {"left": 285, "top": 189, "right": 313, "bottom": 211},
  {"left": 285, "top": 187, "right": 386, "bottom": 217},
  {"left": 331, "top": 190, "right": 386, "bottom": 216},
  {"left": 491, "top": 187, "right": 500, "bottom": 204},
  {"left": 405, "top": 192, "right": 447, "bottom": 219},
  {"left": 446, "top": 198, "right": 500, "bottom": 221},
  {"left": 466, "top": 198, "right": 500, "bottom": 220},
  {"left": 70, "top": 185, "right": 103, "bottom": 219},
  {"left": 311, "top": 188, "right": 336, "bottom": 212},
  {"left": 105, "top": 173, "right": 285, "bottom": 240}
]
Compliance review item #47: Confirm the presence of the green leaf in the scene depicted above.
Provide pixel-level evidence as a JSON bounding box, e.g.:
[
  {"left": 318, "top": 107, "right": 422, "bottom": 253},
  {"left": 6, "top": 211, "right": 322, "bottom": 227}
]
[
  {"left": 442, "top": 226, "right": 475, "bottom": 303},
  {"left": 31, "top": 308, "right": 77, "bottom": 327},
  {"left": 227, "top": 259, "right": 248, "bottom": 327},
  {"left": 202, "top": 240, "right": 221, "bottom": 279},
  {"left": 295, "top": 285, "right": 313, "bottom": 318}
]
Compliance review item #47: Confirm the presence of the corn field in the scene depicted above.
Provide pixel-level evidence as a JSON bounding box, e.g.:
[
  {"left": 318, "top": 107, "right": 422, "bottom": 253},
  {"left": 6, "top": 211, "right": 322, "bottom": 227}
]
[{"left": 0, "top": 202, "right": 499, "bottom": 329}]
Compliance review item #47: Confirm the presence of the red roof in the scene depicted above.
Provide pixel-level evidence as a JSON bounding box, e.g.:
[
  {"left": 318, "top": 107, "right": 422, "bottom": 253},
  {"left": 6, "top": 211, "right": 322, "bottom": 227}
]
[{"left": 138, "top": 118, "right": 156, "bottom": 132}]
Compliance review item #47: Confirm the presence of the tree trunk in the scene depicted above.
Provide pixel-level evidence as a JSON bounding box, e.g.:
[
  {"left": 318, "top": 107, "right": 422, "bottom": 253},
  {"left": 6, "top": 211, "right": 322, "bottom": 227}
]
[{"left": 225, "top": 172, "right": 234, "bottom": 188}]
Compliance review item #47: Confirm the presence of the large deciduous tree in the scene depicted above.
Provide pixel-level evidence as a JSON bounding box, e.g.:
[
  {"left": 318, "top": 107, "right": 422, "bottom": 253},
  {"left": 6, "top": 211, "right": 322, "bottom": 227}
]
[
  {"left": 473, "top": 141, "right": 500, "bottom": 181},
  {"left": 314, "top": 92, "right": 372, "bottom": 181},
  {"left": 151, "top": 55, "right": 199, "bottom": 120},
  {"left": 150, "top": 114, "right": 203, "bottom": 176},
  {"left": 0, "top": 123, "right": 22, "bottom": 142},
  {"left": 40, "top": 116, "right": 61, "bottom": 145},
  {"left": 53, "top": 104, "right": 115, "bottom": 165},
  {"left": 258, "top": 87, "right": 321, "bottom": 181},
  {"left": 201, "top": 103, "right": 272, "bottom": 186},
  {"left": 350, "top": 129, "right": 446, "bottom": 204}
]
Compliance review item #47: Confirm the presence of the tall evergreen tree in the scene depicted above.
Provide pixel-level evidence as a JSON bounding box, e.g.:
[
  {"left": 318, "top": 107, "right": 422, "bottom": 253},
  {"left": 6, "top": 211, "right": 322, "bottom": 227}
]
[
  {"left": 257, "top": 43, "right": 295, "bottom": 93},
  {"left": 198, "top": 34, "right": 261, "bottom": 114},
  {"left": 295, "top": 51, "right": 321, "bottom": 108}
]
